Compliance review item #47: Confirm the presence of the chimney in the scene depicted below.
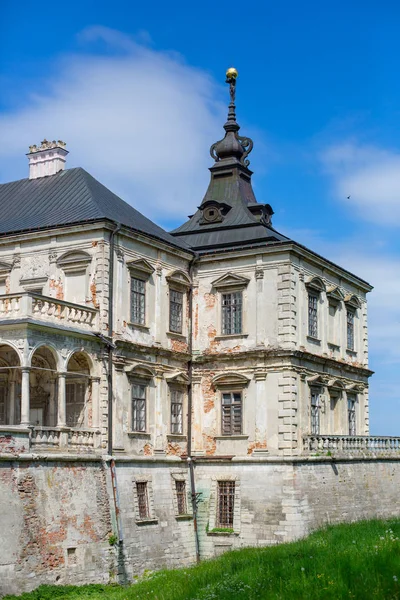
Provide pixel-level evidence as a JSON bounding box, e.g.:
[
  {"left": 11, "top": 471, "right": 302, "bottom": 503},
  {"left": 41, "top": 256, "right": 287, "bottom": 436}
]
[{"left": 27, "top": 139, "right": 68, "bottom": 179}]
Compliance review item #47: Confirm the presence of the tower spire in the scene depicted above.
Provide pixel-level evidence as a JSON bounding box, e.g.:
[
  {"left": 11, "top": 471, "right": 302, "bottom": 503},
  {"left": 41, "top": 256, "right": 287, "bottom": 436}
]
[{"left": 210, "top": 68, "right": 253, "bottom": 166}]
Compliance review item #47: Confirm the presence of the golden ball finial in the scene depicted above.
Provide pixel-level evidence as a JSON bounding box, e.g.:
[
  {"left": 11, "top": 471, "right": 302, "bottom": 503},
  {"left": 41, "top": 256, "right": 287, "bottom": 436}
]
[{"left": 226, "top": 67, "right": 238, "bottom": 79}]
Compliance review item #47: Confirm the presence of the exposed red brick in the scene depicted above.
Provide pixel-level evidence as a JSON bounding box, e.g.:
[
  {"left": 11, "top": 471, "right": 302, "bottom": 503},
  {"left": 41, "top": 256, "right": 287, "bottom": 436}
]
[
  {"left": 201, "top": 372, "right": 216, "bottom": 413},
  {"left": 204, "top": 293, "right": 216, "bottom": 308},
  {"left": 247, "top": 441, "right": 267, "bottom": 455},
  {"left": 203, "top": 434, "right": 217, "bottom": 456},
  {"left": 170, "top": 338, "right": 189, "bottom": 354}
]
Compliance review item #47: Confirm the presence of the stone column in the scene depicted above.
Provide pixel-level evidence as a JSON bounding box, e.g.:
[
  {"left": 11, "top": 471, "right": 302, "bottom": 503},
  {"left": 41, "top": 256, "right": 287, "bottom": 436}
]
[
  {"left": 91, "top": 377, "right": 100, "bottom": 429},
  {"left": 20, "top": 368, "right": 30, "bottom": 426},
  {"left": 154, "top": 369, "right": 165, "bottom": 454},
  {"left": 9, "top": 381, "right": 16, "bottom": 425},
  {"left": 57, "top": 372, "right": 67, "bottom": 427}
]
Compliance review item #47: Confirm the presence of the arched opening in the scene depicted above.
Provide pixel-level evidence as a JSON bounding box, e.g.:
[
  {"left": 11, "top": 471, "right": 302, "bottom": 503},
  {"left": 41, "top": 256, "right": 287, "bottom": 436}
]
[
  {"left": 66, "top": 352, "right": 91, "bottom": 428},
  {"left": 0, "top": 344, "right": 21, "bottom": 425},
  {"left": 30, "top": 346, "right": 58, "bottom": 427}
]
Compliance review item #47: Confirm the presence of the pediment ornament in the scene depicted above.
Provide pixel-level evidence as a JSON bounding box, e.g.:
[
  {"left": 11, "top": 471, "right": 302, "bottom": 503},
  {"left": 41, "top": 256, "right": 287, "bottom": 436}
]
[
  {"left": 305, "top": 276, "right": 326, "bottom": 293},
  {"left": 166, "top": 269, "right": 191, "bottom": 289},
  {"left": 212, "top": 371, "right": 250, "bottom": 389},
  {"left": 211, "top": 272, "right": 250, "bottom": 291},
  {"left": 127, "top": 258, "right": 155, "bottom": 278}
]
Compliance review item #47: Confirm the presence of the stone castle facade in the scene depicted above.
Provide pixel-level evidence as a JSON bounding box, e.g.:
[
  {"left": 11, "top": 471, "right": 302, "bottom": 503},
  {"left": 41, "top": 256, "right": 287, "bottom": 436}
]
[{"left": 0, "top": 72, "right": 399, "bottom": 596}]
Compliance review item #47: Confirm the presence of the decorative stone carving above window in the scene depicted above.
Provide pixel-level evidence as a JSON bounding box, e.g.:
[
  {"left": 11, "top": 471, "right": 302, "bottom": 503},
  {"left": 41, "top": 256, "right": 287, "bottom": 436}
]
[
  {"left": 20, "top": 276, "right": 48, "bottom": 294},
  {"left": 212, "top": 372, "right": 250, "bottom": 390},
  {"left": 126, "top": 258, "right": 155, "bottom": 280},
  {"left": 326, "top": 285, "right": 345, "bottom": 305},
  {"left": 0, "top": 261, "right": 12, "bottom": 279},
  {"left": 327, "top": 379, "right": 345, "bottom": 394},
  {"left": 166, "top": 270, "right": 191, "bottom": 290},
  {"left": 211, "top": 272, "right": 250, "bottom": 291},
  {"left": 165, "top": 371, "right": 190, "bottom": 385},
  {"left": 56, "top": 250, "right": 92, "bottom": 273},
  {"left": 305, "top": 276, "right": 326, "bottom": 293},
  {"left": 344, "top": 294, "right": 361, "bottom": 309},
  {"left": 125, "top": 364, "right": 155, "bottom": 382}
]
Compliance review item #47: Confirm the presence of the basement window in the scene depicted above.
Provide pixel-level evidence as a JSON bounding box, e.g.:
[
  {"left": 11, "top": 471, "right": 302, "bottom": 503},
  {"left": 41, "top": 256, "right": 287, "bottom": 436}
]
[
  {"left": 217, "top": 481, "right": 235, "bottom": 528},
  {"left": 136, "top": 482, "right": 150, "bottom": 519},
  {"left": 175, "top": 480, "right": 187, "bottom": 515}
]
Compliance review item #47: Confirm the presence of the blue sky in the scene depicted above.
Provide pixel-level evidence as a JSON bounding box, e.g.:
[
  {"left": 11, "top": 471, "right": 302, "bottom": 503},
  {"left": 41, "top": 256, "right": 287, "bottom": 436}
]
[{"left": 1, "top": 0, "right": 400, "bottom": 434}]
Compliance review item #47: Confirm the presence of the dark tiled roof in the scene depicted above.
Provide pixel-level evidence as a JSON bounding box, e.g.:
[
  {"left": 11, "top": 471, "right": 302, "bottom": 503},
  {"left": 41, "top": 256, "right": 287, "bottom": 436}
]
[{"left": 0, "top": 168, "right": 191, "bottom": 251}]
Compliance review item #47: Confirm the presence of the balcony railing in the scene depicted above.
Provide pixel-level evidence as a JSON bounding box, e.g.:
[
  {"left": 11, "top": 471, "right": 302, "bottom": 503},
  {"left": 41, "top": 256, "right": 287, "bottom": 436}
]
[
  {"left": 29, "top": 426, "right": 101, "bottom": 453},
  {"left": 0, "top": 292, "right": 99, "bottom": 332},
  {"left": 303, "top": 434, "right": 400, "bottom": 456}
]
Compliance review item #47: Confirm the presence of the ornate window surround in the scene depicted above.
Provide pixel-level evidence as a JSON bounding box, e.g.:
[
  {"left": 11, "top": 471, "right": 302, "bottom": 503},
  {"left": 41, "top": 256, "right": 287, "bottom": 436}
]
[{"left": 126, "top": 364, "right": 155, "bottom": 437}]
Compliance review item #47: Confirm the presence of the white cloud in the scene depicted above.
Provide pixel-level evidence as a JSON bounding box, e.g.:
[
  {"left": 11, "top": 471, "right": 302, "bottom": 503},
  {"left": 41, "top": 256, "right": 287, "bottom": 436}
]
[
  {"left": 0, "top": 27, "right": 226, "bottom": 222},
  {"left": 320, "top": 141, "right": 400, "bottom": 225}
]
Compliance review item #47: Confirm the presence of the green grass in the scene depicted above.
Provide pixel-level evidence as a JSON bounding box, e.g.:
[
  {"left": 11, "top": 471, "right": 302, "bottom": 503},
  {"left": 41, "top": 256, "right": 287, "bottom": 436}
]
[{"left": 5, "top": 519, "right": 400, "bottom": 600}]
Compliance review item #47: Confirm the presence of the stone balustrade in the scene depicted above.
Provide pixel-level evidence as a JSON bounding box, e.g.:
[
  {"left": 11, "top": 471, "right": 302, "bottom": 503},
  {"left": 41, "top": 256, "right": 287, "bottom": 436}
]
[
  {"left": 0, "top": 426, "right": 102, "bottom": 453},
  {"left": 30, "top": 427, "right": 61, "bottom": 449},
  {"left": 303, "top": 434, "right": 400, "bottom": 456},
  {"left": 0, "top": 292, "right": 99, "bottom": 332},
  {"left": 68, "top": 428, "right": 101, "bottom": 450}
]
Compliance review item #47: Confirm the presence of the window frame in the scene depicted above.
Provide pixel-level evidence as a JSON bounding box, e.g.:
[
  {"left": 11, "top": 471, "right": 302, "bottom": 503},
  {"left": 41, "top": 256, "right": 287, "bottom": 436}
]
[
  {"left": 221, "top": 391, "right": 243, "bottom": 436},
  {"left": 133, "top": 476, "right": 157, "bottom": 524},
  {"left": 217, "top": 480, "right": 235, "bottom": 528},
  {"left": 307, "top": 292, "right": 319, "bottom": 338},
  {"left": 347, "top": 393, "right": 357, "bottom": 436},
  {"left": 175, "top": 480, "right": 188, "bottom": 515},
  {"left": 169, "top": 288, "right": 184, "bottom": 334},
  {"left": 170, "top": 387, "right": 184, "bottom": 434},
  {"left": 221, "top": 291, "right": 243, "bottom": 335},
  {"left": 346, "top": 308, "right": 355, "bottom": 351},
  {"left": 310, "top": 388, "right": 321, "bottom": 435},
  {"left": 66, "top": 380, "right": 86, "bottom": 428},
  {"left": 136, "top": 481, "right": 150, "bottom": 519},
  {"left": 130, "top": 276, "right": 146, "bottom": 325},
  {"left": 131, "top": 381, "right": 147, "bottom": 433}
]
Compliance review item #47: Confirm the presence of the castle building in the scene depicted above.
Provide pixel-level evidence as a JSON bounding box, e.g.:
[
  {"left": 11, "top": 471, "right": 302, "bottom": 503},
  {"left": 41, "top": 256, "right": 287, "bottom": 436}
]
[{"left": 0, "top": 70, "right": 399, "bottom": 596}]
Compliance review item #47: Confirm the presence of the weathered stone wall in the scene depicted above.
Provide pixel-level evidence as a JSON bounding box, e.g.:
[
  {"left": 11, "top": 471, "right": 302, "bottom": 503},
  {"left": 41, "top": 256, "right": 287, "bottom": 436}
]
[
  {"left": 0, "top": 458, "right": 112, "bottom": 597},
  {"left": 2, "top": 456, "right": 400, "bottom": 596}
]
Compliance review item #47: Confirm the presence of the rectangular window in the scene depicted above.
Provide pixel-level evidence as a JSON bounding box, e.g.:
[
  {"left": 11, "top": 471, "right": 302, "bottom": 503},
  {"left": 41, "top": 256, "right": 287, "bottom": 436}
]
[
  {"left": 169, "top": 289, "right": 183, "bottom": 333},
  {"left": 132, "top": 383, "right": 146, "bottom": 432},
  {"left": 66, "top": 382, "right": 86, "bottom": 427},
  {"left": 308, "top": 294, "right": 318, "bottom": 338},
  {"left": 136, "top": 482, "right": 150, "bottom": 519},
  {"left": 310, "top": 390, "right": 320, "bottom": 435},
  {"left": 222, "top": 292, "right": 242, "bottom": 335},
  {"left": 347, "top": 309, "right": 355, "bottom": 350},
  {"left": 217, "top": 481, "right": 235, "bottom": 528},
  {"left": 348, "top": 395, "right": 356, "bottom": 435},
  {"left": 175, "top": 480, "right": 187, "bottom": 515},
  {"left": 131, "top": 277, "right": 146, "bottom": 324},
  {"left": 171, "top": 389, "right": 183, "bottom": 434},
  {"left": 222, "top": 392, "right": 242, "bottom": 435}
]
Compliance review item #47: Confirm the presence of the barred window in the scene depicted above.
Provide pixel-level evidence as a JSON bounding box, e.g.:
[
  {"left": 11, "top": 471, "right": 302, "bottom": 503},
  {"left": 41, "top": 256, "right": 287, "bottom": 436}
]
[
  {"left": 131, "top": 277, "right": 146, "bottom": 324},
  {"left": 136, "top": 481, "right": 150, "bottom": 519},
  {"left": 66, "top": 382, "right": 86, "bottom": 427},
  {"left": 217, "top": 481, "right": 235, "bottom": 528},
  {"left": 132, "top": 383, "right": 146, "bottom": 432},
  {"left": 171, "top": 389, "right": 183, "bottom": 434},
  {"left": 175, "top": 480, "right": 187, "bottom": 515},
  {"left": 348, "top": 394, "right": 356, "bottom": 435},
  {"left": 222, "top": 292, "right": 242, "bottom": 335},
  {"left": 169, "top": 289, "right": 183, "bottom": 333},
  {"left": 310, "top": 390, "right": 320, "bottom": 435},
  {"left": 308, "top": 293, "right": 318, "bottom": 338},
  {"left": 347, "top": 309, "right": 355, "bottom": 350},
  {"left": 222, "top": 392, "right": 242, "bottom": 435}
]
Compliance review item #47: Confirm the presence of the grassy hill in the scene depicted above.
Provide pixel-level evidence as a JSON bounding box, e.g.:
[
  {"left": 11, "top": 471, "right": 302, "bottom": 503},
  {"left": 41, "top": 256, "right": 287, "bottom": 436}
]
[{"left": 5, "top": 519, "right": 400, "bottom": 600}]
